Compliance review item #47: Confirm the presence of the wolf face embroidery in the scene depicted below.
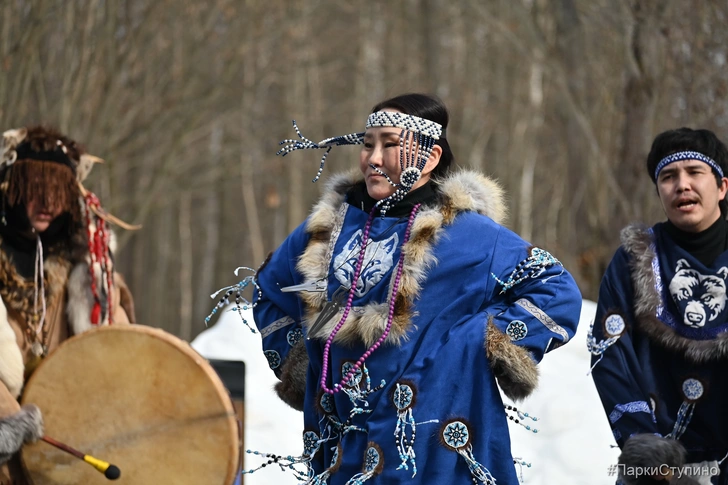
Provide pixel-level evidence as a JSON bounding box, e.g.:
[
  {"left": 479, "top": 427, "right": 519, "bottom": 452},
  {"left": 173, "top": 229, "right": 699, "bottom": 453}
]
[
  {"left": 333, "top": 230, "right": 399, "bottom": 297},
  {"left": 668, "top": 259, "right": 728, "bottom": 328}
]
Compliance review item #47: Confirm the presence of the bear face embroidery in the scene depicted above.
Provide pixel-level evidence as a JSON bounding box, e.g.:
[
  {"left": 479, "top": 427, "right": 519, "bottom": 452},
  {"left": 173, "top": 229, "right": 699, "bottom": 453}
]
[
  {"left": 334, "top": 230, "right": 399, "bottom": 298},
  {"left": 668, "top": 259, "right": 728, "bottom": 328}
]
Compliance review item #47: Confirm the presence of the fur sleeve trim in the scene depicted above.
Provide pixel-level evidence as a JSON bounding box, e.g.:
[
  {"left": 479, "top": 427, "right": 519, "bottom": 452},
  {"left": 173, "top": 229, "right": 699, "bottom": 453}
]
[
  {"left": 274, "top": 340, "right": 308, "bottom": 411},
  {"left": 485, "top": 319, "right": 538, "bottom": 401}
]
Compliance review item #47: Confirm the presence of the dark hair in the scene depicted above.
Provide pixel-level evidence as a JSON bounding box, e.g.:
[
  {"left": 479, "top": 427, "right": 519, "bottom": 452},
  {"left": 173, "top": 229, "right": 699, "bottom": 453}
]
[
  {"left": 646, "top": 127, "right": 728, "bottom": 214},
  {"left": 371, "top": 93, "right": 455, "bottom": 179}
]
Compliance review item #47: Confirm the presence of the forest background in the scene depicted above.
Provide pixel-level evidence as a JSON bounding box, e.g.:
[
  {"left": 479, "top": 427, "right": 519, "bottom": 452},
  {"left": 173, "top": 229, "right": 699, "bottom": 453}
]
[{"left": 3, "top": 0, "right": 726, "bottom": 340}]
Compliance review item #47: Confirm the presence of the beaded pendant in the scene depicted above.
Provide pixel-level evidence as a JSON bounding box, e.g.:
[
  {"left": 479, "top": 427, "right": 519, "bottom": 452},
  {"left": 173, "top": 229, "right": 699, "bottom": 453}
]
[
  {"left": 392, "top": 381, "right": 418, "bottom": 477},
  {"left": 668, "top": 377, "right": 705, "bottom": 439},
  {"left": 587, "top": 312, "right": 626, "bottom": 373},
  {"left": 345, "top": 442, "right": 385, "bottom": 485},
  {"left": 439, "top": 419, "right": 496, "bottom": 485}
]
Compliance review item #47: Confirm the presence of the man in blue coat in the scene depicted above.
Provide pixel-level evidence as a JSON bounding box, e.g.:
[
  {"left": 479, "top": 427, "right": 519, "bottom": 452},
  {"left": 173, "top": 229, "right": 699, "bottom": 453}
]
[{"left": 589, "top": 128, "right": 728, "bottom": 485}]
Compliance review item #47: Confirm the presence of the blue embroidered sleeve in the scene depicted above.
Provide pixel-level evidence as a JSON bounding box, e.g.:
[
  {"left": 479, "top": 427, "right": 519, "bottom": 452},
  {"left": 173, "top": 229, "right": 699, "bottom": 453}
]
[
  {"left": 252, "top": 221, "right": 310, "bottom": 377},
  {"left": 486, "top": 228, "right": 582, "bottom": 363},
  {"left": 589, "top": 248, "right": 660, "bottom": 446}
]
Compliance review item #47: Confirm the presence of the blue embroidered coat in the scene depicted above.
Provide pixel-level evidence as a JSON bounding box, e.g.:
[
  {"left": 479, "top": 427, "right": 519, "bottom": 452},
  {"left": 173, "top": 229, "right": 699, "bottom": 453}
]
[
  {"left": 590, "top": 223, "right": 728, "bottom": 483},
  {"left": 253, "top": 171, "right": 582, "bottom": 484}
]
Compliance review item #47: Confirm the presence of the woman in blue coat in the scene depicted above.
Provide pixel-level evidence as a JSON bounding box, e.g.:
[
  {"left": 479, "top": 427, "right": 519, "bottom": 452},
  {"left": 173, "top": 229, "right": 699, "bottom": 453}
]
[{"left": 240, "top": 93, "right": 582, "bottom": 484}]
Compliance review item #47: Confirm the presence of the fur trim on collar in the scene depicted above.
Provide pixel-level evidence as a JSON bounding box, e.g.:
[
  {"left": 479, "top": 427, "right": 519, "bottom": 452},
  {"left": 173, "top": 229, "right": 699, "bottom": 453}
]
[
  {"left": 296, "top": 169, "right": 507, "bottom": 347},
  {"left": 624, "top": 224, "right": 728, "bottom": 362},
  {"left": 435, "top": 171, "right": 507, "bottom": 225}
]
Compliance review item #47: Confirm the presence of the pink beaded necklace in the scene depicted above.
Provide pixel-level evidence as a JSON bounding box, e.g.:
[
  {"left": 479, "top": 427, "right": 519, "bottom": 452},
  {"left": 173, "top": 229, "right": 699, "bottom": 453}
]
[{"left": 320, "top": 203, "right": 421, "bottom": 394}]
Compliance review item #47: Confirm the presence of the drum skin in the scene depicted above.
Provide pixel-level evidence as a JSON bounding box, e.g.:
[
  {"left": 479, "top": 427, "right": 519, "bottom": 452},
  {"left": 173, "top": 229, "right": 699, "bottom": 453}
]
[{"left": 20, "top": 325, "right": 239, "bottom": 485}]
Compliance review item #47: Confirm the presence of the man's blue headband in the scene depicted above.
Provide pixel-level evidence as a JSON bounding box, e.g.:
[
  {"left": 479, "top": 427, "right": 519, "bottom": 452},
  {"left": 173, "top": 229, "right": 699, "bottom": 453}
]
[{"left": 654, "top": 151, "right": 724, "bottom": 180}]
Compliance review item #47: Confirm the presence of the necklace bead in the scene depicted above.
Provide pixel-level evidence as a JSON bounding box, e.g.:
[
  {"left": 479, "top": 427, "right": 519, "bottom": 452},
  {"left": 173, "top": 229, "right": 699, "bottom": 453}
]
[{"left": 320, "top": 204, "right": 421, "bottom": 394}]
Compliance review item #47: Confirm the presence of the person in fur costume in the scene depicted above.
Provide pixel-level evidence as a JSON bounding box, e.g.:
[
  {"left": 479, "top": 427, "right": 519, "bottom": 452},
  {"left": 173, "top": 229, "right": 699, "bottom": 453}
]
[
  {"left": 589, "top": 128, "right": 728, "bottom": 485},
  {"left": 226, "top": 93, "right": 582, "bottom": 484},
  {"left": 0, "top": 126, "right": 136, "bottom": 484}
]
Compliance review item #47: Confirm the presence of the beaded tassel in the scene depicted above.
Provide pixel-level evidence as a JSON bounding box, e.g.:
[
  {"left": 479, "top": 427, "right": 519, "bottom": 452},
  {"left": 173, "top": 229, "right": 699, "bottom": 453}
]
[
  {"left": 242, "top": 450, "right": 313, "bottom": 481},
  {"left": 371, "top": 130, "right": 436, "bottom": 217},
  {"left": 586, "top": 326, "right": 620, "bottom": 373},
  {"left": 441, "top": 420, "right": 496, "bottom": 484},
  {"left": 667, "top": 378, "right": 704, "bottom": 439},
  {"left": 205, "top": 266, "right": 262, "bottom": 332},
  {"left": 277, "top": 120, "right": 364, "bottom": 182},
  {"left": 337, "top": 363, "right": 385, "bottom": 436},
  {"left": 504, "top": 404, "right": 539, "bottom": 433},
  {"left": 458, "top": 445, "right": 497, "bottom": 485},
  {"left": 668, "top": 401, "right": 696, "bottom": 440},
  {"left": 586, "top": 313, "right": 626, "bottom": 374},
  {"left": 243, "top": 430, "right": 323, "bottom": 481},
  {"left": 309, "top": 445, "right": 341, "bottom": 485},
  {"left": 513, "top": 456, "right": 532, "bottom": 483},
  {"left": 345, "top": 470, "right": 376, "bottom": 484},
  {"left": 393, "top": 383, "right": 418, "bottom": 477}
]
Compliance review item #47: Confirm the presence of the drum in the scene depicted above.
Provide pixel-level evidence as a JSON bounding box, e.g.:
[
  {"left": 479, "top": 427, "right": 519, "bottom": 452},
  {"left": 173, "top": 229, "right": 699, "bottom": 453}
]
[{"left": 20, "top": 325, "right": 239, "bottom": 485}]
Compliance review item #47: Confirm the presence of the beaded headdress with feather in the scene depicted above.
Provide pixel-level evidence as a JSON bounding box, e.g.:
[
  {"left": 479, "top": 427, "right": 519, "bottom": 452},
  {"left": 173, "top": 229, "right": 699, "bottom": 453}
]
[{"left": 277, "top": 111, "right": 443, "bottom": 216}]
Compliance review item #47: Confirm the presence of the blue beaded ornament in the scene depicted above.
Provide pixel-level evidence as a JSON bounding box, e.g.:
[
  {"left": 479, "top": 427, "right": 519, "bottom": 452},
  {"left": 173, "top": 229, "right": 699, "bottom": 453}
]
[{"left": 205, "top": 266, "right": 261, "bottom": 333}]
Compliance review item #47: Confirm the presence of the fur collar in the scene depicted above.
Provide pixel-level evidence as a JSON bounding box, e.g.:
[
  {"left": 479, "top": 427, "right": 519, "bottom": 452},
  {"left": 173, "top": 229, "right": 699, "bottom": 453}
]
[
  {"left": 272, "top": 170, "right": 538, "bottom": 405},
  {"left": 296, "top": 169, "right": 507, "bottom": 347},
  {"left": 624, "top": 224, "right": 728, "bottom": 362}
]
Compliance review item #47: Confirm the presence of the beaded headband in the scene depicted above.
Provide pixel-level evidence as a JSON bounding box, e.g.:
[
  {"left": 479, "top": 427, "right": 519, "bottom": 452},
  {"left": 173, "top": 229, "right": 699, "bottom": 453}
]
[
  {"left": 277, "top": 111, "right": 443, "bottom": 216},
  {"left": 654, "top": 150, "right": 724, "bottom": 180},
  {"left": 364, "top": 111, "right": 442, "bottom": 139}
]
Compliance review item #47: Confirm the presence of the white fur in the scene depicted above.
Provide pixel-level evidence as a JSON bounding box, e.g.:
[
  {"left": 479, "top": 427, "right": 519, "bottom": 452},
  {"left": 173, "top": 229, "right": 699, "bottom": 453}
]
[
  {"left": 66, "top": 226, "right": 118, "bottom": 335},
  {"left": 66, "top": 262, "right": 114, "bottom": 334},
  {"left": 436, "top": 171, "right": 508, "bottom": 224},
  {"left": 1, "top": 128, "right": 27, "bottom": 168},
  {"left": 0, "top": 298, "right": 24, "bottom": 398}
]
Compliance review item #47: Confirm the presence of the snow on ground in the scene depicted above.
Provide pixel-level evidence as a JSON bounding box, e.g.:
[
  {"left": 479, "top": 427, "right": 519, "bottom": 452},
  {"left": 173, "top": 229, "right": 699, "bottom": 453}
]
[
  {"left": 191, "top": 299, "right": 619, "bottom": 485},
  {"left": 504, "top": 299, "right": 620, "bottom": 484}
]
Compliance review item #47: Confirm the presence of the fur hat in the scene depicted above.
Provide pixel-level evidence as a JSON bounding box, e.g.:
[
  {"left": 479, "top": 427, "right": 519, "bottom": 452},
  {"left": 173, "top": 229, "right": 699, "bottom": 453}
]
[
  {"left": 1, "top": 126, "right": 102, "bottom": 181},
  {"left": 0, "top": 127, "right": 104, "bottom": 224}
]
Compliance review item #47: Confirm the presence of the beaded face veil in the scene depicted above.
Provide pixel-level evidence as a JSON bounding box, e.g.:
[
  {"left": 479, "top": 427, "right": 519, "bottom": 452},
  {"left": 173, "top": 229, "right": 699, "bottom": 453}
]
[{"left": 277, "top": 111, "right": 442, "bottom": 216}]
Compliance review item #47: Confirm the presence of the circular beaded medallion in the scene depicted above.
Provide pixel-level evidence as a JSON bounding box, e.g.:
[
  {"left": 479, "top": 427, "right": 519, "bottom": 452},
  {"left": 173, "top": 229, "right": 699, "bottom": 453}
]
[
  {"left": 263, "top": 350, "right": 281, "bottom": 370},
  {"left": 287, "top": 327, "right": 303, "bottom": 346},
  {"left": 319, "top": 392, "right": 334, "bottom": 414},
  {"left": 506, "top": 320, "right": 528, "bottom": 341},
  {"left": 363, "top": 445, "right": 382, "bottom": 473},
  {"left": 441, "top": 420, "right": 471, "bottom": 450},
  {"left": 302, "top": 431, "right": 320, "bottom": 457},
  {"left": 392, "top": 383, "right": 415, "bottom": 411},
  {"left": 341, "top": 361, "right": 363, "bottom": 387},
  {"left": 681, "top": 378, "right": 704, "bottom": 402},
  {"left": 604, "top": 314, "right": 626, "bottom": 337}
]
